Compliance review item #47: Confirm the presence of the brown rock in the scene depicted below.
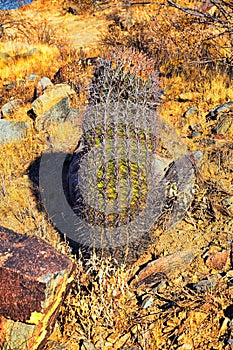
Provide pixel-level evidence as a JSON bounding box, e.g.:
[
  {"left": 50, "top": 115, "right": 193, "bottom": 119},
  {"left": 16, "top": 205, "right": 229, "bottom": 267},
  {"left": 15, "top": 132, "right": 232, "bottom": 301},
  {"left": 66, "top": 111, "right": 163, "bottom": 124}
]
[
  {"left": 205, "top": 250, "right": 229, "bottom": 270},
  {"left": 0, "top": 227, "right": 75, "bottom": 350},
  {"left": 130, "top": 249, "right": 197, "bottom": 289}
]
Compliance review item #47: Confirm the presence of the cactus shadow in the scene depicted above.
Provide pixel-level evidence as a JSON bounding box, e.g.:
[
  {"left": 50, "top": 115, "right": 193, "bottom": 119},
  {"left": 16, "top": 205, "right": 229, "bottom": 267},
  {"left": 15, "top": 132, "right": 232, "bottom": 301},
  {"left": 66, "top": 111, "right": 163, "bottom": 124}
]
[{"left": 27, "top": 151, "right": 89, "bottom": 258}]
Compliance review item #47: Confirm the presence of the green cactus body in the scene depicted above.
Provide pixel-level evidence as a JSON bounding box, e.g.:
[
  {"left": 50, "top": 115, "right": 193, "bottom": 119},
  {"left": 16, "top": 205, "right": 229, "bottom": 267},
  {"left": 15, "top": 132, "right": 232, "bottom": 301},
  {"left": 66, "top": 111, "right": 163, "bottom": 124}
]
[
  {"left": 66, "top": 49, "right": 198, "bottom": 262},
  {"left": 77, "top": 116, "right": 152, "bottom": 228}
]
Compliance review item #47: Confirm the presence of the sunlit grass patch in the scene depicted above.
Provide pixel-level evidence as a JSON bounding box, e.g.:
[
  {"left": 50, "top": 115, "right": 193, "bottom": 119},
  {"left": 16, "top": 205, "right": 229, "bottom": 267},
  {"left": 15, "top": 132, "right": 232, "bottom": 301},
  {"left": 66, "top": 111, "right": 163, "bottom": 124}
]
[{"left": 0, "top": 42, "right": 60, "bottom": 83}]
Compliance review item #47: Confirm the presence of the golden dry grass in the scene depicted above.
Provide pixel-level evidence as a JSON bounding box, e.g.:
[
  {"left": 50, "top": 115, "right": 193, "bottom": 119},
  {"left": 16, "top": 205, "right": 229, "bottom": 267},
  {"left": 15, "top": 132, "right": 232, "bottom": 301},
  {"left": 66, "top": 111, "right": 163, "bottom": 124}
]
[{"left": 0, "top": 42, "right": 60, "bottom": 82}]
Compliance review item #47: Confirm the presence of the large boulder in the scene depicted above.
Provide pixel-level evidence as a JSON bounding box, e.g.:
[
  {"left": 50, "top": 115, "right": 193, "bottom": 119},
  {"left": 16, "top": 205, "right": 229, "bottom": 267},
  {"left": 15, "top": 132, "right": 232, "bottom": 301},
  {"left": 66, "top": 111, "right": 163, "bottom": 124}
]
[
  {"left": 0, "top": 120, "right": 30, "bottom": 145},
  {"left": 28, "top": 83, "right": 76, "bottom": 131},
  {"left": 0, "top": 227, "right": 75, "bottom": 350}
]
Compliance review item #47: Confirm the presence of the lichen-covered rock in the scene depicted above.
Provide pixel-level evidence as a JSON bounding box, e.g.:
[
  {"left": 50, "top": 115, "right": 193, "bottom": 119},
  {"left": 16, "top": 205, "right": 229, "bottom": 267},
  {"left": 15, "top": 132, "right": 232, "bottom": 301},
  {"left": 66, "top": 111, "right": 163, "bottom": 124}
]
[
  {"left": 66, "top": 107, "right": 80, "bottom": 123},
  {"left": 34, "top": 97, "right": 71, "bottom": 131},
  {"left": 1, "top": 99, "right": 23, "bottom": 118},
  {"left": 28, "top": 83, "right": 76, "bottom": 130},
  {"left": 0, "top": 227, "right": 75, "bottom": 350},
  {"left": 205, "top": 102, "right": 233, "bottom": 121},
  {"left": 0, "top": 120, "right": 30, "bottom": 145},
  {"left": 212, "top": 115, "right": 233, "bottom": 137}
]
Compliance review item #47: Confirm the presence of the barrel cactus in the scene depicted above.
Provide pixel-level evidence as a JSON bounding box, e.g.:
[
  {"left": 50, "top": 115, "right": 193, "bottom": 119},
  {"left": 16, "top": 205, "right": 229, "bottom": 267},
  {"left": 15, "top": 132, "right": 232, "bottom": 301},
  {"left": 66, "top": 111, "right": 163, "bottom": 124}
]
[{"left": 66, "top": 49, "right": 201, "bottom": 263}]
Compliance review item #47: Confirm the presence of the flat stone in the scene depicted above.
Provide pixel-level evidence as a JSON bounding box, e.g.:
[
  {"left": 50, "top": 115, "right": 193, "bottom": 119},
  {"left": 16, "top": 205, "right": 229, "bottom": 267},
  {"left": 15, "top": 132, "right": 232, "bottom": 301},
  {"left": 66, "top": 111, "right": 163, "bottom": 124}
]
[
  {"left": 130, "top": 249, "right": 197, "bottom": 289},
  {"left": 0, "top": 227, "right": 75, "bottom": 350},
  {"left": 1, "top": 99, "right": 23, "bottom": 118},
  {"left": 0, "top": 120, "right": 29, "bottom": 145}
]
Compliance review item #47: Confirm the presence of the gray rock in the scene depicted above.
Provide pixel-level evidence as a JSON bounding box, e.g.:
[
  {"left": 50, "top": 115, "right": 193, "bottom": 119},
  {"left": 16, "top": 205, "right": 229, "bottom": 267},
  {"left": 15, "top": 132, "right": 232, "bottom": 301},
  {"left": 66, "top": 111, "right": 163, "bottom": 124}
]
[
  {"left": 27, "top": 73, "right": 39, "bottom": 82},
  {"left": 1, "top": 99, "right": 23, "bottom": 118},
  {"left": 65, "top": 107, "right": 80, "bottom": 123},
  {"left": 188, "top": 274, "right": 221, "bottom": 293},
  {"left": 34, "top": 97, "right": 70, "bottom": 131},
  {"left": 212, "top": 115, "right": 233, "bottom": 135},
  {"left": 35, "top": 76, "right": 53, "bottom": 97},
  {"left": 0, "top": 120, "right": 29, "bottom": 145},
  {"left": 29, "top": 83, "right": 76, "bottom": 130},
  {"left": 182, "top": 106, "right": 198, "bottom": 119},
  {"left": 206, "top": 101, "right": 233, "bottom": 121}
]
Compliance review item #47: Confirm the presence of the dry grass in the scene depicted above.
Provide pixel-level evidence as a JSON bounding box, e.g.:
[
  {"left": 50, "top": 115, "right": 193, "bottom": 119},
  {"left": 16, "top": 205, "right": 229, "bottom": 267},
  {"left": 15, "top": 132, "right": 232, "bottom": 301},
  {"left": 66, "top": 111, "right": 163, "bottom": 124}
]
[
  {"left": 0, "top": 1, "right": 233, "bottom": 349},
  {"left": 0, "top": 43, "right": 60, "bottom": 83}
]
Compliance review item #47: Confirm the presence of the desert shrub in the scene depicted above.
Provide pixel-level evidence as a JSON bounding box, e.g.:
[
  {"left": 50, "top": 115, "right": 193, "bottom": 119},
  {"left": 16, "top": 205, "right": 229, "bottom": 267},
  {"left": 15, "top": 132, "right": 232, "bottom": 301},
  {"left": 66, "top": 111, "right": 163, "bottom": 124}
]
[
  {"left": 102, "top": 1, "right": 233, "bottom": 77},
  {"left": 34, "top": 20, "right": 57, "bottom": 45},
  {"left": 63, "top": 0, "right": 96, "bottom": 14},
  {"left": 0, "top": 9, "right": 33, "bottom": 41}
]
